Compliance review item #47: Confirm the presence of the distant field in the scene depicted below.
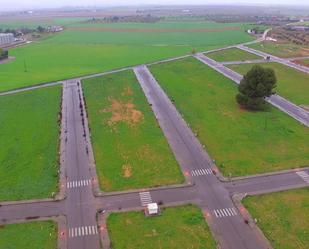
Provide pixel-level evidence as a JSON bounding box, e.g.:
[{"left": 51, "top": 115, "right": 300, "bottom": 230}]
[
  {"left": 248, "top": 42, "right": 309, "bottom": 58},
  {"left": 107, "top": 205, "right": 217, "bottom": 249},
  {"left": 82, "top": 70, "right": 183, "bottom": 191},
  {"left": 0, "top": 221, "right": 57, "bottom": 249},
  {"left": 0, "top": 86, "right": 61, "bottom": 201},
  {"left": 0, "top": 20, "right": 256, "bottom": 92},
  {"left": 150, "top": 58, "right": 309, "bottom": 177},
  {"left": 206, "top": 47, "right": 261, "bottom": 61},
  {"left": 243, "top": 188, "right": 309, "bottom": 249},
  {"left": 228, "top": 62, "right": 309, "bottom": 105}
]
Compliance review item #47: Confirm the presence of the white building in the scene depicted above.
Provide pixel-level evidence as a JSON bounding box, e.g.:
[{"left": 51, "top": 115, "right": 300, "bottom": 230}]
[{"left": 0, "top": 33, "right": 15, "bottom": 45}]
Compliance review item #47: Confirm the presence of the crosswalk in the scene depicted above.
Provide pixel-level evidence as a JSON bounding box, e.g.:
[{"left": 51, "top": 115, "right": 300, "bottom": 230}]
[
  {"left": 67, "top": 179, "right": 91, "bottom": 189},
  {"left": 213, "top": 208, "right": 237, "bottom": 218},
  {"left": 68, "top": 225, "right": 98, "bottom": 238},
  {"left": 191, "top": 168, "right": 213, "bottom": 177},
  {"left": 296, "top": 171, "right": 309, "bottom": 183},
  {"left": 139, "top": 191, "right": 152, "bottom": 206}
]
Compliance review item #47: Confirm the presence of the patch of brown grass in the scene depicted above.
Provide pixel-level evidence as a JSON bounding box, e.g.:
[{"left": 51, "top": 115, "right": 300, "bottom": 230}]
[
  {"left": 122, "top": 164, "right": 132, "bottom": 178},
  {"left": 101, "top": 97, "right": 143, "bottom": 128}
]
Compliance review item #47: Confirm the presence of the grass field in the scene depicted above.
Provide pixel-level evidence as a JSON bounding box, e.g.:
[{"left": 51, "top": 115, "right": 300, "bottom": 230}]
[
  {"left": 248, "top": 41, "right": 309, "bottom": 58},
  {"left": 206, "top": 47, "right": 261, "bottom": 62},
  {"left": 150, "top": 58, "right": 309, "bottom": 177},
  {"left": 243, "top": 188, "right": 309, "bottom": 249},
  {"left": 228, "top": 62, "right": 309, "bottom": 105},
  {"left": 0, "top": 221, "right": 57, "bottom": 249},
  {"left": 82, "top": 70, "right": 183, "bottom": 191},
  {"left": 0, "top": 86, "right": 61, "bottom": 201},
  {"left": 0, "top": 20, "right": 257, "bottom": 92},
  {"left": 107, "top": 205, "right": 217, "bottom": 249}
]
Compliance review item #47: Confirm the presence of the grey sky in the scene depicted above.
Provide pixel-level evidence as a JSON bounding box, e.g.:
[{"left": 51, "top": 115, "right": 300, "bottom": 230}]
[{"left": 2, "top": 0, "right": 309, "bottom": 11}]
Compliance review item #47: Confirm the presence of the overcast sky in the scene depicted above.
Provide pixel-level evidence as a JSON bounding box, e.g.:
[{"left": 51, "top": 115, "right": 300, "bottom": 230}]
[{"left": 2, "top": 0, "right": 309, "bottom": 11}]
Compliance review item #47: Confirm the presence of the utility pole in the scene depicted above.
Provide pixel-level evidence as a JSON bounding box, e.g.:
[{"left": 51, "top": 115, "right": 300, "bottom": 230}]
[{"left": 24, "top": 59, "right": 27, "bottom": 72}]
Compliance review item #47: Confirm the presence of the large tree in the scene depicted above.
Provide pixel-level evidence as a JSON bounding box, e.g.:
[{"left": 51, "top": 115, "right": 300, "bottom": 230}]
[{"left": 236, "top": 65, "right": 277, "bottom": 110}]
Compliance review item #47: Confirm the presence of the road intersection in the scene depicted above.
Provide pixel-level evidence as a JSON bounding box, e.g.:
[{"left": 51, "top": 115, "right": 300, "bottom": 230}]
[{"left": 1, "top": 30, "right": 309, "bottom": 249}]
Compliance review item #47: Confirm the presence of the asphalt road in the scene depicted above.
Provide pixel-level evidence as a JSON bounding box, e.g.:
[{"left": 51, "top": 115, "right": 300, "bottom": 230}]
[
  {"left": 62, "top": 80, "right": 101, "bottom": 249},
  {"left": 237, "top": 45, "right": 309, "bottom": 74},
  {"left": 194, "top": 53, "right": 309, "bottom": 127},
  {"left": 134, "top": 65, "right": 270, "bottom": 249},
  {"left": 225, "top": 168, "right": 309, "bottom": 195}
]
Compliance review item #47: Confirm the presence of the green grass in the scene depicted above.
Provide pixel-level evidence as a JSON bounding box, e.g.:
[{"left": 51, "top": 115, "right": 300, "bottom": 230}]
[
  {"left": 206, "top": 47, "right": 261, "bottom": 62},
  {"left": 243, "top": 188, "right": 309, "bottom": 249},
  {"left": 82, "top": 70, "right": 183, "bottom": 191},
  {"left": 0, "top": 21, "right": 256, "bottom": 92},
  {"left": 107, "top": 205, "right": 217, "bottom": 249},
  {"left": 228, "top": 62, "right": 309, "bottom": 105},
  {"left": 150, "top": 58, "right": 309, "bottom": 177},
  {"left": 0, "top": 86, "right": 61, "bottom": 201},
  {"left": 248, "top": 42, "right": 309, "bottom": 58},
  {"left": 0, "top": 221, "right": 57, "bottom": 249}
]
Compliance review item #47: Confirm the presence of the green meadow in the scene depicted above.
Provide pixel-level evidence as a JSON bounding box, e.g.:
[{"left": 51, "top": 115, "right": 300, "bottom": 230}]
[
  {"left": 206, "top": 47, "right": 261, "bottom": 62},
  {"left": 107, "top": 205, "right": 217, "bottom": 249},
  {"left": 0, "top": 221, "right": 57, "bottom": 249},
  {"left": 243, "top": 188, "right": 309, "bottom": 249},
  {"left": 0, "top": 86, "right": 61, "bottom": 201},
  {"left": 150, "top": 58, "right": 309, "bottom": 177},
  {"left": 82, "top": 70, "right": 183, "bottom": 191}
]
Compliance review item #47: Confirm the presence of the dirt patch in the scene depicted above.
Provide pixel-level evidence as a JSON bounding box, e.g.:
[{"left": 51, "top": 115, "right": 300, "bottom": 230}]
[
  {"left": 136, "top": 144, "right": 163, "bottom": 164},
  {"left": 68, "top": 26, "right": 240, "bottom": 33},
  {"left": 122, "top": 164, "right": 132, "bottom": 178},
  {"left": 101, "top": 86, "right": 143, "bottom": 128}
]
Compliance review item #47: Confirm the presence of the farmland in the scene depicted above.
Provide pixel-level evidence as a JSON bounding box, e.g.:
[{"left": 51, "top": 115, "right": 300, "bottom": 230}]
[
  {"left": 243, "top": 188, "right": 309, "bottom": 249},
  {"left": 228, "top": 62, "right": 309, "bottom": 105},
  {"left": 0, "top": 19, "right": 257, "bottom": 92},
  {"left": 0, "top": 86, "right": 61, "bottom": 201},
  {"left": 107, "top": 205, "right": 217, "bottom": 249},
  {"left": 206, "top": 47, "right": 261, "bottom": 61},
  {"left": 0, "top": 221, "right": 57, "bottom": 249},
  {"left": 82, "top": 70, "right": 183, "bottom": 191},
  {"left": 150, "top": 57, "right": 309, "bottom": 177}
]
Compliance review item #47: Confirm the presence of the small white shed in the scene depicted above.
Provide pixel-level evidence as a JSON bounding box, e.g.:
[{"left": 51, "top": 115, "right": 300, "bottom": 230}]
[{"left": 147, "top": 203, "right": 159, "bottom": 215}]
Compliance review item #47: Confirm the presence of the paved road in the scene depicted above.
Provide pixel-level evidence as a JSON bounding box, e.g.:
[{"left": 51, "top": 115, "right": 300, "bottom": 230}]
[
  {"left": 237, "top": 45, "right": 309, "bottom": 74},
  {"left": 225, "top": 169, "right": 309, "bottom": 196},
  {"left": 134, "top": 65, "right": 270, "bottom": 249},
  {"left": 62, "top": 80, "right": 101, "bottom": 249},
  {"left": 0, "top": 81, "right": 62, "bottom": 96},
  {"left": 194, "top": 53, "right": 309, "bottom": 127}
]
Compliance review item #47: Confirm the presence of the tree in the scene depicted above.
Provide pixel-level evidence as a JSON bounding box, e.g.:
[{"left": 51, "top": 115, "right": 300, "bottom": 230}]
[
  {"left": 236, "top": 65, "right": 277, "bottom": 110},
  {"left": 37, "top": 26, "right": 45, "bottom": 33}
]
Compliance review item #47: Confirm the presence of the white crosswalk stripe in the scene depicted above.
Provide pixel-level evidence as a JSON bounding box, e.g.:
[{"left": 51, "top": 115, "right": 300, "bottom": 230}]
[
  {"left": 296, "top": 171, "right": 309, "bottom": 183},
  {"left": 191, "top": 168, "right": 212, "bottom": 176},
  {"left": 139, "top": 191, "right": 152, "bottom": 206},
  {"left": 213, "top": 208, "right": 237, "bottom": 218},
  {"left": 68, "top": 225, "right": 98, "bottom": 238},
  {"left": 67, "top": 179, "right": 91, "bottom": 189}
]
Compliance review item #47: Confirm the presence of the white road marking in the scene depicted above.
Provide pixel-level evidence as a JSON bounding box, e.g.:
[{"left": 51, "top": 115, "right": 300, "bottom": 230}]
[
  {"left": 139, "top": 191, "right": 152, "bottom": 206},
  {"left": 213, "top": 208, "right": 237, "bottom": 218},
  {"left": 67, "top": 179, "right": 91, "bottom": 189},
  {"left": 190, "top": 168, "right": 212, "bottom": 176},
  {"left": 68, "top": 225, "right": 98, "bottom": 238},
  {"left": 296, "top": 171, "right": 309, "bottom": 183}
]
